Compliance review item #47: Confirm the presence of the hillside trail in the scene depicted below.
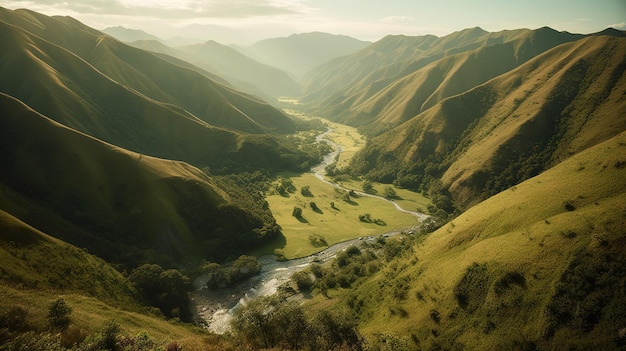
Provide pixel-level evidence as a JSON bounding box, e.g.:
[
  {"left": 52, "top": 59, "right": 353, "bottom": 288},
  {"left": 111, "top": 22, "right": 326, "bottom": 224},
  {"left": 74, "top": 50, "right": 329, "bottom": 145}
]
[{"left": 190, "top": 120, "right": 429, "bottom": 334}]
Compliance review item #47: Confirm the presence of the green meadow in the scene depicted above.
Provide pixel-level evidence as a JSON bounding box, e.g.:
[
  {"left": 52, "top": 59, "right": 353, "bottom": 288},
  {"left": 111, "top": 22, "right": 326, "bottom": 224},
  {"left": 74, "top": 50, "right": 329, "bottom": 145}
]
[{"left": 260, "top": 119, "right": 432, "bottom": 259}]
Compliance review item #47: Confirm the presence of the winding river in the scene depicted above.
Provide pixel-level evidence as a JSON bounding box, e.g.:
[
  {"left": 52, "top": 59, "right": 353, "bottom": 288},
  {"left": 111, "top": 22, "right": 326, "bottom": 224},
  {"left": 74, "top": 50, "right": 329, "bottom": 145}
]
[{"left": 190, "top": 126, "right": 429, "bottom": 333}]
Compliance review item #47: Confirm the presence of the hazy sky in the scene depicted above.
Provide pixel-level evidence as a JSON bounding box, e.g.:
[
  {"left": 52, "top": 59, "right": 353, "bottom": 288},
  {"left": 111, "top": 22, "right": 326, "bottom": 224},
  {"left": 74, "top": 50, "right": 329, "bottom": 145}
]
[{"left": 1, "top": 0, "right": 624, "bottom": 44}]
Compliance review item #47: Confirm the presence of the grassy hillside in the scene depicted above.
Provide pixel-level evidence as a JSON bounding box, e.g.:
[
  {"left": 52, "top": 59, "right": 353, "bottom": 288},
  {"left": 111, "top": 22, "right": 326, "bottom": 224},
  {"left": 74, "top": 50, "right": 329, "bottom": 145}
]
[
  {"left": 350, "top": 34, "right": 626, "bottom": 210},
  {"left": 0, "top": 93, "right": 280, "bottom": 266},
  {"left": 301, "top": 27, "right": 582, "bottom": 128},
  {"left": 346, "top": 27, "right": 584, "bottom": 135},
  {"left": 310, "top": 130, "right": 626, "bottom": 350},
  {"left": 0, "top": 9, "right": 314, "bottom": 174}
]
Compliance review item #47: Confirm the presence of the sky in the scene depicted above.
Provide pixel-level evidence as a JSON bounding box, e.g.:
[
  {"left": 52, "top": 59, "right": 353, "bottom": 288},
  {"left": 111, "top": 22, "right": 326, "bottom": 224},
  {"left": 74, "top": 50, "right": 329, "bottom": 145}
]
[{"left": 0, "top": 0, "right": 624, "bottom": 44}]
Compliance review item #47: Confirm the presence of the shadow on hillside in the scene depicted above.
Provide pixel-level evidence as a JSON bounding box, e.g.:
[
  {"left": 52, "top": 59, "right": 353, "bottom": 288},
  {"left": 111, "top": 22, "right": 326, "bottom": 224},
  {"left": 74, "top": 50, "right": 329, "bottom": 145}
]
[
  {"left": 312, "top": 208, "right": 324, "bottom": 214},
  {"left": 343, "top": 199, "right": 358, "bottom": 206},
  {"left": 296, "top": 216, "right": 309, "bottom": 223}
]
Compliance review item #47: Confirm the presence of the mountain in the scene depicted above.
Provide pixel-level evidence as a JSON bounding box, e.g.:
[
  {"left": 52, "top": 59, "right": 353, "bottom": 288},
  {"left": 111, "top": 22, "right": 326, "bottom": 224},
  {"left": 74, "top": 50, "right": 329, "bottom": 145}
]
[
  {"left": 235, "top": 32, "right": 372, "bottom": 78},
  {"left": 349, "top": 34, "right": 626, "bottom": 210},
  {"left": 0, "top": 93, "right": 282, "bottom": 266},
  {"left": 0, "top": 7, "right": 310, "bottom": 175},
  {"left": 102, "top": 25, "right": 162, "bottom": 42},
  {"left": 301, "top": 27, "right": 584, "bottom": 133},
  {"left": 131, "top": 39, "right": 302, "bottom": 99},
  {"left": 343, "top": 129, "right": 626, "bottom": 350}
]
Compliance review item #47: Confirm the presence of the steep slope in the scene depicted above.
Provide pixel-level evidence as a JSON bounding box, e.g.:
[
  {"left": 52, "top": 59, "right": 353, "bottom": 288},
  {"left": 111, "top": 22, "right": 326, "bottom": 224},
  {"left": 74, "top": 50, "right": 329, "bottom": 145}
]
[
  {"left": 345, "top": 129, "right": 626, "bottom": 350},
  {"left": 348, "top": 27, "right": 585, "bottom": 134},
  {"left": 0, "top": 10, "right": 309, "bottom": 173},
  {"left": 0, "top": 210, "right": 138, "bottom": 306},
  {"left": 302, "top": 27, "right": 583, "bottom": 131},
  {"left": 0, "top": 93, "right": 280, "bottom": 266},
  {"left": 350, "top": 34, "right": 626, "bottom": 209},
  {"left": 236, "top": 32, "right": 371, "bottom": 78},
  {"left": 0, "top": 7, "right": 295, "bottom": 135}
]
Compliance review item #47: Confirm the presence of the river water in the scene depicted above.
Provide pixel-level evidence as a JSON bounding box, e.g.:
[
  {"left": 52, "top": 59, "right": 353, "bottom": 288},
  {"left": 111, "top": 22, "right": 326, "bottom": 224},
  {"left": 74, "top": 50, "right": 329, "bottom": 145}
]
[{"left": 189, "top": 126, "right": 429, "bottom": 333}]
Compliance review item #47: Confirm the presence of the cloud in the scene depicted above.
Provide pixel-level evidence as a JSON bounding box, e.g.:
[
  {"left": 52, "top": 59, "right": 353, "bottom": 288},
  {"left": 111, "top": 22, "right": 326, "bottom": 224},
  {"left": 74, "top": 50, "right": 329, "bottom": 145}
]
[
  {"left": 607, "top": 21, "right": 626, "bottom": 29},
  {"left": 381, "top": 16, "right": 413, "bottom": 23},
  {"left": 0, "top": 0, "right": 312, "bottom": 19}
]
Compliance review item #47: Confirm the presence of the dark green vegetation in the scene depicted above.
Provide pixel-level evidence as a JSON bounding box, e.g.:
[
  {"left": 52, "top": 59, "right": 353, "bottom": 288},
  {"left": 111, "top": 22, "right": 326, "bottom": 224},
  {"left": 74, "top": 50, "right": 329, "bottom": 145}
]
[{"left": 1, "top": 4, "right": 625, "bottom": 350}]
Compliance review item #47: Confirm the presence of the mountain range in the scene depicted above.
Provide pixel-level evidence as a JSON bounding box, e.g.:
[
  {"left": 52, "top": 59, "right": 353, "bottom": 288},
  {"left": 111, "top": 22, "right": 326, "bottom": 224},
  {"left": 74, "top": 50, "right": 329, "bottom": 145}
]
[{"left": 1, "top": 5, "right": 625, "bottom": 350}]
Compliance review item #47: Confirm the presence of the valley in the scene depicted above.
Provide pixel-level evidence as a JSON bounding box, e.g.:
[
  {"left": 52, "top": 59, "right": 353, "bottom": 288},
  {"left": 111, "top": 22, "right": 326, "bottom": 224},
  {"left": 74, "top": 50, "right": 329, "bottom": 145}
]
[{"left": 0, "top": 5, "right": 625, "bottom": 351}]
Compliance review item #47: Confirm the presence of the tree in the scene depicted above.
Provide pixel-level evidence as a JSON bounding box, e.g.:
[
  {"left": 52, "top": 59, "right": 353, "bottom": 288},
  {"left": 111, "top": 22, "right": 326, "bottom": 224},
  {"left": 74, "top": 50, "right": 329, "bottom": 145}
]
[
  {"left": 383, "top": 186, "right": 397, "bottom": 199},
  {"left": 292, "top": 206, "right": 303, "bottom": 218},
  {"left": 47, "top": 298, "right": 72, "bottom": 330},
  {"left": 362, "top": 180, "right": 375, "bottom": 194},
  {"left": 301, "top": 185, "right": 312, "bottom": 196},
  {"left": 310, "top": 201, "right": 319, "bottom": 212}
]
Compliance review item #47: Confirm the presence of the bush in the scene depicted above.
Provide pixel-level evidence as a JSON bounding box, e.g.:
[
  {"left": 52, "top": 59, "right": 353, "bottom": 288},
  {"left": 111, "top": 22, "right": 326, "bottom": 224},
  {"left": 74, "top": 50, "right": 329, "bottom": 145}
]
[
  {"left": 301, "top": 185, "right": 313, "bottom": 196},
  {"left": 47, "top": 298, "right": 72, "bottom": 330},
  {"left": 292, "top": 206, "right": 303, "bottom": 218},
  {"left": 292, "top": 271, "right": 314, "bottom": 292}
]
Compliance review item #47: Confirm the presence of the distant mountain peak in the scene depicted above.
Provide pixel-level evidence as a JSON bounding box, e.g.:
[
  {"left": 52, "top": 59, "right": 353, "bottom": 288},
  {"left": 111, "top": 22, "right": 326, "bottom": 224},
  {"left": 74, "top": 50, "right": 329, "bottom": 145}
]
[{"left": 102, "top": 26, "right": 161, "bottom": 42}]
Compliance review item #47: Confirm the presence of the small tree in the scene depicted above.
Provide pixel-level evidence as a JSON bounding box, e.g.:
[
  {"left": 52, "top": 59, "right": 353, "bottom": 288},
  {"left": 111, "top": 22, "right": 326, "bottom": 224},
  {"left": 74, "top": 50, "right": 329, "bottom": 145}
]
[
  {"left": 362, "top": 180, "right": 375, "bottom": 194},
  {"left": 383, "top": 186, "right": 397, "bottom": 199},
  {"left": 48, "top": 298, "right": 72, "bottom": 330},
  {"left": 292, "top": 206, "right": 303, "bottom": 218},
  {"left": 309, "top": 201, "right": 319, "bottom": 212},
  {"left": 301, "top": 185, "right": 312, "bottom": 197}
]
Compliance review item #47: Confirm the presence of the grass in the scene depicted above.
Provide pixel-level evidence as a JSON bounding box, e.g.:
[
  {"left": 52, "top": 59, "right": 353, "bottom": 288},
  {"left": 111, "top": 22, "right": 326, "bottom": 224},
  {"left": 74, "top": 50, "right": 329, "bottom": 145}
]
[
  {"left": 263, "top": 173, "right": 420, "bottom": 258},
  {"left": 303, "top": 130, "right": 626, "bottom": 350},
  {"left": 251, "top": 117, "right": 431, "bottom": 259}
]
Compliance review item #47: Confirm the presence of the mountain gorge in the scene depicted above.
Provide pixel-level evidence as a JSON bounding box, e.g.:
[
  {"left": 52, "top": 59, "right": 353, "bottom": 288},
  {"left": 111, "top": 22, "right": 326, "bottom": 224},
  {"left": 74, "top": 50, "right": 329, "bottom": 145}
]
[{"left": 1, "top": 5, "right": 625, "bottom": 350}]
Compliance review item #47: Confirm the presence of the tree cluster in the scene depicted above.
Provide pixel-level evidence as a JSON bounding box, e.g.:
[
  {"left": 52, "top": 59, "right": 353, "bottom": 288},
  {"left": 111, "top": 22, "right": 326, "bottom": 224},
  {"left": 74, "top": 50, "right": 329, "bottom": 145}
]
[
  {"left": 203, "top": 255, "right": 262, "bottom": 290},
  {"left": 232, "top": 296, "right": 362, "bottom": 350},
  {"left": 128, "top": 264, "right": 192, "bottom": 321}
]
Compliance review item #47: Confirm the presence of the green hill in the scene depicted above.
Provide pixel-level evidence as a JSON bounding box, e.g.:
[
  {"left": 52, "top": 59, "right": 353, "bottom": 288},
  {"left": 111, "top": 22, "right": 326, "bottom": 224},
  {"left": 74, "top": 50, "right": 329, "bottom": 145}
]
[
  {"left": 350, "top": 34, "right": 626, "bottom": 210},
  {"left": 317, "top": 129, "right": 626, "bottom": 350},
  {"left": 301, "top": 27, "right": 583, "bottom": 133},
  {"left": 0, "top": 93, "right": 279, "bottom": 266},
  {"left": 0, "top": 7, "right": 311, "bottom": 174}
]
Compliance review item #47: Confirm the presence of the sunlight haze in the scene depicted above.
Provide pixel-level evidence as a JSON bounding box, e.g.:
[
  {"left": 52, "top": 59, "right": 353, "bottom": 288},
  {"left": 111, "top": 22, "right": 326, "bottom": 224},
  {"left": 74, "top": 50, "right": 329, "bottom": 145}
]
[{"left": 0, "top": 0, "right": 623, "bottom": 44}]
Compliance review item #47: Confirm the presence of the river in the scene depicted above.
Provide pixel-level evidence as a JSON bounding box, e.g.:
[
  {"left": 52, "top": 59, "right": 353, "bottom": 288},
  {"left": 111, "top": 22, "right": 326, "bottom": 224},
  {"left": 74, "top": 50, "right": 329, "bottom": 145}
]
[{"left": 189, "top": 125, "right": 429, "bottom": 333}]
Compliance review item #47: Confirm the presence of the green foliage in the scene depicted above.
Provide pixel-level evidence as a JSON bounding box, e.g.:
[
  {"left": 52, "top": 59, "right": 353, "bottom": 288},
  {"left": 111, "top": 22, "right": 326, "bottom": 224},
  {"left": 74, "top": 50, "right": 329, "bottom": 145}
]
[
  {"left": 383, "top": 186, "right": 397, "bottom": 199},
  {"left": 301, "top": 185, "right": 313, "bottom": 196},
  {"left": 270, "top": 176, "right": 297, "bottom": 196},
  {"left": 546, "top": 244, "right": 626, "bottom": 337},
  {"left": 128, "top": 264, "right": 191, "bottom": 321},
  {"left": 292, "top": 271, "right": 314, "bottom": 292},
  {"left": 231, "top": 296, "right": 362, "bottom": 350},
  {"left": 454, "top": 263, "right": 490, "bottom": 312},
  {"left": 204, "top": 256, "right": 262, "bottom": 290},
  {"left": 47, "top": 298, "right": 72, "bottom": 330},
  {"left": 309, "top": 233, "right": 328, "bottom": 247},
  {"left": 362, "top": 180, "right": 375, "bottom": 194},
  {"left": 292, "top": 206, "right": 303, "bottom": 218}
]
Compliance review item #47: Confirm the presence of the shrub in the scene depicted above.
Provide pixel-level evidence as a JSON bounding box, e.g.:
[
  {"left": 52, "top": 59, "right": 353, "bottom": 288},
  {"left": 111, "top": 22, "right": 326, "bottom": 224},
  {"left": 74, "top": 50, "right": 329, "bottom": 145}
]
[
  {"left": 292, "top": 271, "right": 314, "bottom": 292},
  {"left": 47, "top": 298, "right": 72, "bottom": 330},
  {"left": 292, "top": 206, "right": 303, "bottom": 218},
  {"left": 301, "top": 185, "right": 313, "bottom": 196}
]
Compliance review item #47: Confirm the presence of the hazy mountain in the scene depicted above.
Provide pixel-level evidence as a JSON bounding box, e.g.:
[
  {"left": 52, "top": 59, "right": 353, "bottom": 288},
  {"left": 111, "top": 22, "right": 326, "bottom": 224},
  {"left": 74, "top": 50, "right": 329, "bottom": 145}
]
[
  {"left": 235, "top": 32, "right": 372, "bottom": 78},
  {"left": 102, "top": 25, "right": 162, "bottom": 42},
  {"left": 350, "top": 34, "right": 626, "bottom": 209},
  {"left": 132, "top": 39, "right": 302, "bottom": 99}
]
